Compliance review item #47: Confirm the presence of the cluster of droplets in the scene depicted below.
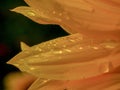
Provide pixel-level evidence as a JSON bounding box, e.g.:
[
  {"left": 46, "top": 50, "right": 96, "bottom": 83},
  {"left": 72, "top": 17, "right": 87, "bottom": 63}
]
[{"left": 8, "top": 33, "right": 120, "bottom": 82}]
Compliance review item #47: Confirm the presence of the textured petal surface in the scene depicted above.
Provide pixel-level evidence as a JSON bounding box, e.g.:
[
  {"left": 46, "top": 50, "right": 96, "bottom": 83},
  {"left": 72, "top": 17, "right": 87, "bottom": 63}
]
[
  {"left": 7, "top": 34, "right": 120, "bottom": 80},
  {"left": 12, "top": 0, "right": 70, "bottom": 26},
  {"left": 12, "top": 0, "right": 120, "bottom": 34},
  {"left": 11, "top": 6, "right": 60, "bottom": 24},
  {"left": 28, "top": 73, "right": 120, "bottom": 90},
  {"left": 55, "top": 0, "right": 120, "bottom": 33},
  {"left": 9, "top": 0, "right": 120, "bottom": 89}
]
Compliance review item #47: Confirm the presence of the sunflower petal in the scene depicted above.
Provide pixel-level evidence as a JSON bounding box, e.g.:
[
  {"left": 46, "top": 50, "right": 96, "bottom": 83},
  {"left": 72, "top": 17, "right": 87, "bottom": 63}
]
[{"left": 7, "top": 34, "right": 120, "bottom": 80}]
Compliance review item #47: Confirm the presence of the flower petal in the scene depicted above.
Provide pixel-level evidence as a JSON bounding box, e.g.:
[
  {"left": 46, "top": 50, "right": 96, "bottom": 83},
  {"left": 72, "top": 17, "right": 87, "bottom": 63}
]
[
  {"left": 7, "top": 34, "right": 120, "bottom": 80},
  {"left": 11, "top": 6, "right": 52, "bottom": 24},
  {"left": 13, "top": 0, "right": 71, "bottom": 26},
  {"left": 60, "top": 0, "right": 120, "bottom": 32},
  {"left": 12, "top": 0, "right": 120, "bottom": 39},
  {"left": 28, "top": 73, "right": 120, "bottom": 90}
]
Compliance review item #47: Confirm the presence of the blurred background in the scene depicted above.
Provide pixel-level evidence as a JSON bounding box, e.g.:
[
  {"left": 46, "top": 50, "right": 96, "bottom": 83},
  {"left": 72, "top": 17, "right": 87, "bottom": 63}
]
[{"left": 0, "top": 0, "right": 68, "bottom": 89}]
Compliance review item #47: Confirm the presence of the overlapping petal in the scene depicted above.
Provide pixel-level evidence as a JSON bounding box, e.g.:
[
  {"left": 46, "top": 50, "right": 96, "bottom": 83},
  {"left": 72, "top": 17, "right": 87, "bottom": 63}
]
[
  {"left": 28, "top": 72, "right": 120, "bottom": 90},
  {"left": 8, "top": 34, "right": 120, "bottom": 80},
  {"left": 12, "top": 0, "right": 120, "bottom": 34}
]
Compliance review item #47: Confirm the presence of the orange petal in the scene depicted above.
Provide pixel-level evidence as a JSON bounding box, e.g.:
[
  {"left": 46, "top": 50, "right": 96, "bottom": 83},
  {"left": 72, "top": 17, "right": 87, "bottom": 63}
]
[{"left": 7, "top": 34, "right": 120, "bottom": 80}]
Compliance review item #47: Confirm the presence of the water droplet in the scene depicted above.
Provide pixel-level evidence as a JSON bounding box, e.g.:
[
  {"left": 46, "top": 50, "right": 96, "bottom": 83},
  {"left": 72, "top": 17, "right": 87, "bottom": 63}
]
[
  {"left": 28, "top": 12, "right": 35, "bottom": 16},
  {"left": 55, "top": 50, "right": 63, "bottom": 54},
  {"left": 102, "top": 41, "right": 118, "bottom": 49},
  {"left": 64, "top": 49, "right": 71, "bottom": 53},
  {"left": 105, "top": 43, "right": 118, "bottom": 49},
  {"left": 99, "top": 61, "right": 113, "bottom": 73},
  {"left": 79, "top": 47, "right": 83, "bottom": 50},
  {"left": 43, "top": 80, "right": 48, "bottom": 83},
  {"left": 59, "top": 13, "right": 62, "bottom": 16},
  {"left": 92, "top": 46, "right": 99, "bottom": 50},
  {"left": 38, "top": 48, "right": 42, "bottom": 52},
  {"left": 53, "top": 43, "right": 57, "bottom": 47},
  {"left": 52, "top": 11, "right": 56, "bottom": 14},
  {"left": 35, "top": 47, "right": 42, "bottom": 52},
  {"left": 14, "top": 64, "right": 19, "bottom": 67},
  {"left": 69, "top": 39, "right": 75, "bottom": 42},
  {"left": 30, "top": 67, "right": 35, "bottom": 70}
]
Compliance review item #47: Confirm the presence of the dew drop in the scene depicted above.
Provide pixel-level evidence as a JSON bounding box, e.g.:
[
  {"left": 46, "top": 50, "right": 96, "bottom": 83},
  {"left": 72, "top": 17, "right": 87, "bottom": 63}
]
[
  {"left": 102, "top": 41, "right": 118, "bottom": 49},
  {"left": 53, "top": 43, "right": 57, "bottom": 47},
  {"left": 92, "top": 46, "right": 99, "bottom": 50},
  {"left": 55, "top": 50, "right": 63, "bottom": 54},
  {"left": 69, "top": 39, "right": 75, "bottom": 42},
  {"left": 35, "top": 47, "right": 42, "bottom": 52},
  {"left": 14, "top": 64, "right": 19, "bottom": 67},
  {"left": 28, "top": 12, "right": 35, "bottom": 16},
  {"left": 30, "top": 67, "right": 35, "bottom": 70},
  {"left": 79, "top": 47, "right": 83, "bottom": 50},
  {"left": 52, "top": 11, "right": 56, "bottom": 14},
  {"left": 99, "top": 61, "right": 113, "bottom": 73},
  {"left": 64, "top": 49, "right": 71, "bottom": 53},
  {"left": 38, "top": 48, "right": 42, "bottom": 52},
  {"left": 59, "top": 13, "right": 62, "bottom": 16}
]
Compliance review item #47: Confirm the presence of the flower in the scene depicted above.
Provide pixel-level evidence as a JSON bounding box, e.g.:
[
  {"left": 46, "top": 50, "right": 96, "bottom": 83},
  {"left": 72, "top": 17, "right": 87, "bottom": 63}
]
[{"left": 8, "top": 0, "right": 120, "bottom": 90}]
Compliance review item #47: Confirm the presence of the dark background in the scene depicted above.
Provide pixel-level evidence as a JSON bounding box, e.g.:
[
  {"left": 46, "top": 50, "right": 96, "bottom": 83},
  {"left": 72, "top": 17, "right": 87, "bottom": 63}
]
[{"left": 0, "top": 0, "right": 68, "bottom": 89}]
